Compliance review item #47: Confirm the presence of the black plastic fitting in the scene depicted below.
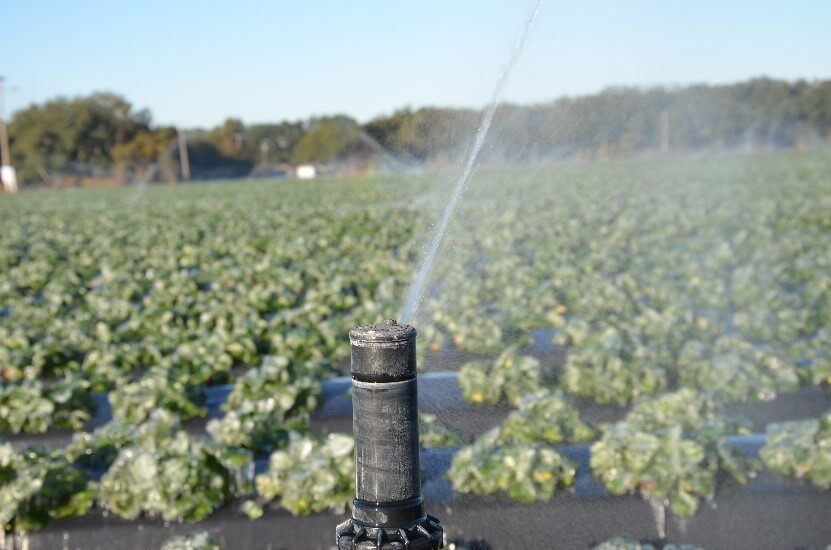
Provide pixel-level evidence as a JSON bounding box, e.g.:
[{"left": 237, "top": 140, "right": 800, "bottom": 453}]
[{"left": 336, "top": 320, "right": 443, "bottom": 550}]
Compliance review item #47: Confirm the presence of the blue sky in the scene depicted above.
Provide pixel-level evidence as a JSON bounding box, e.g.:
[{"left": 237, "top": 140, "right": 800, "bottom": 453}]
[{"left": 3, "top": 0, "right": 829, "bottom": 127}]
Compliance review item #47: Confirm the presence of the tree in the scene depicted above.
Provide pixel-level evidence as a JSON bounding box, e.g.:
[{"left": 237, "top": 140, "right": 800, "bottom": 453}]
[
  {"left": 7, "top": 79, "right": 831, "bottom": 187},
  {"left": 204, "top": 118, "right": 245, "bottom": 157},
  {"left": 291, "top": 116, "right": 368, "bottom": 165},
  {"left": 112, "top": 127, "right": 176, "bottom": 165},
  {"left": 8, "top": 93, "right": 149, "bottom": 185}
]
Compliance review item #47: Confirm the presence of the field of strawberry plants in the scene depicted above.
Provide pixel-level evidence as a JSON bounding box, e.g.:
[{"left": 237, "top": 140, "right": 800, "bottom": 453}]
[{"left": 0, "top": 152, "right": 830, "bottom": 548}]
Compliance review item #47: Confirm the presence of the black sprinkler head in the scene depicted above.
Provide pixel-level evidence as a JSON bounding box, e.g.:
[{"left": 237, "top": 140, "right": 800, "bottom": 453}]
[{"left": 336, "top": 320, "right": 443, "bottom": 550}]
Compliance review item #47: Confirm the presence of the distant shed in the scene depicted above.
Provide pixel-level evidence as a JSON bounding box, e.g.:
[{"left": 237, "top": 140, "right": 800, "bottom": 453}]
[
  {"left": 1, "top": 166, "right": 17, "bottom": 193},
  {"left": 296, "top": 165, "right": 316, "bottom": 180}
]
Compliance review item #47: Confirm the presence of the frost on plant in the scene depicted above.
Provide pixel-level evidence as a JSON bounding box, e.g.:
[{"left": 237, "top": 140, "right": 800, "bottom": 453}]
[
  {"left": 590, "top": 389, "right": 756, "bottom": 517},
  {"left": 677, "top": 338, "right": 799, "bottom": 402},
  {"left": 563, "top": 327, "right": 667, "bottom": 405},
  {"left": 0, "top": 444, "right": 94, "bottom": 534},
  {"left": 247, "top": 433, "right": 354, "bottom": 517},
  {"left": 207, "top": 356, "right": 321, "bottom": 453},
  {"left": 494, "top": 390, "right": 595, "bottom": 445},
  {"left": 448, "top": 390, "right": 590, "bottom": 501},
  {"left": 624, "top": 388, "right": 750, "bottom": 445},
  {"left": 65, "top": 419, "right": 136, "bottom": 473},
  {"left": 206, "top": 411, "right": 308, "bottom": 454},
  {"left": 109, "top": 367, "right": 206, "bottom": 424},
  {"left": 760, "top": 409, "right": 831, "bottom": 488},
  {"left": 97, "top": 409, "right": 251, "bottom": 522},
  {"left": 161, "top": 531, "right": 221, "bottom": 550},
  {"left": 449, "top": 438, "right": 575, "bottom": 503},
  {"left": 0, "top": 376, "right": 93, "bottom": 434},
  {"left": 419, "top": 413, "right": 463, "bottom": 448},
  {"left": 458, "top": 345, "right": 552, "bottom": 406},
  {"left": 788, "top": 329, "right": 831, "bottom": 388}
]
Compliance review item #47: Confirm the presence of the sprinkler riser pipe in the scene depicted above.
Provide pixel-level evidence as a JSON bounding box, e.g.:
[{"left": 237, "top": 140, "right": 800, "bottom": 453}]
[
  {"left": 337, "top": 320, "right": 442, "bottom": 549},
  {"left": 352, "top": 377, "right": 420, "bottom": 505},
  {"left": 349, "top": 320, "right": 422, "bottom": 525}
]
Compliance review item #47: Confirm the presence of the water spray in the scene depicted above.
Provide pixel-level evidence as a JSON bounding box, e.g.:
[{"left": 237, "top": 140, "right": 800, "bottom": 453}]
[
  {"left": 399, "top": 0, "right": 543, "bottom": 325},
  {"left": 336, "top": 3, "right": 543, "bottom": 547},
  {"left": 336, "top": 320, "right": 443, "bottom": 550}
]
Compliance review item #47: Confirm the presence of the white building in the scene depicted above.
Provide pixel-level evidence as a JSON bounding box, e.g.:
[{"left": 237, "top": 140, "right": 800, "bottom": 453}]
[
  {"left": 296, "top": 164, "right": 316, "bottom": 180},
  {"left": 1, "top": 166, "right": 17, "bottom": 193}
]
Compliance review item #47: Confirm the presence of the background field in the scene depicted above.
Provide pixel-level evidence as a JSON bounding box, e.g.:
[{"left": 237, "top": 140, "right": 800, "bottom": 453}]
[{"left": 1, "top": 151, "right": 830, "bottom": 547}]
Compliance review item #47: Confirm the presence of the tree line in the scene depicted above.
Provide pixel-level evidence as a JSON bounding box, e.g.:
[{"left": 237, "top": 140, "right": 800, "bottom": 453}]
[{"left": 6, "top": 78, "right": 831, "bottom": 187}]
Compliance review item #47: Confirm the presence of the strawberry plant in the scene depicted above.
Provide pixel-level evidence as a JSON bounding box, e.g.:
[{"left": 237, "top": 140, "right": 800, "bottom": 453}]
[
  {"left": 206, "top": 356, "right": 323, "bottom": 453},
  {"left": 591, "top": 390, "right": 756, "bottom": 517},
  {"left": 676, "top": 338, "right": 799, "bottom": 402},
  {"left": 458, "top": 345, "right": 552, "bottom": 406},
  {"left": 109, "top": 367, "right": 206, "bottom": 423},
  {"left": 65, "top": 420, "right": 135, "bottom": 473},
  {"left": 492, "top": 390, "right": 595, "bottom": 445},
  {"left": 0, "top": 376, "right": 93, "bottom": 434},
  {"left": 448, "top": 390, "right": 589, "bottom": 502},
  {"left": 760, "top": 409, "right": 831, "bottom": 488},
  {"left": 97, "top": 409, "right": 251, "bottom": 522},
  {"left": 419, "top": 413, "right": 463, "bottom": 448},
  {"left": 0, "top": 444, "right": 94, "bottom": 534},
  {"left": 563, "top": 327, "right": 667, "bottom": 405},
  {"left": 449, "top": 438, "right": 575, "bottom": 503},
  {"left": 244, "top": 433, "right": 354, "bottom": 517}
]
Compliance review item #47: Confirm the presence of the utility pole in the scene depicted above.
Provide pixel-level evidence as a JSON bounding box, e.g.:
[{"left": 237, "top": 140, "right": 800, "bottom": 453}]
[
  {"left": 177, "top": 127, "right": 191, "bottom": 182},
  {"left": 660, "top": 108, "right": 670, "bottom": 154},
  {"left": 260, "top": 138, "right": 270, "bottom": 165},
  {"left": 0, "top": 77, "right": 18, "bottom": 193},
  {"left": 276, "top": 137, "right": 287, "bottom": 164}
]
